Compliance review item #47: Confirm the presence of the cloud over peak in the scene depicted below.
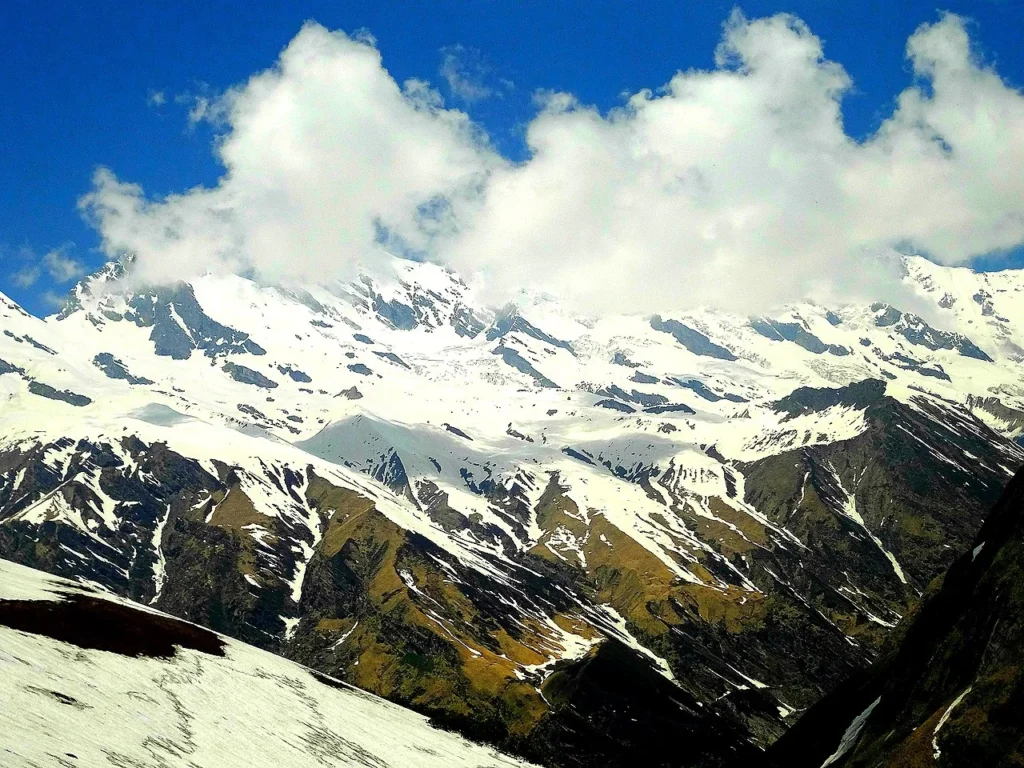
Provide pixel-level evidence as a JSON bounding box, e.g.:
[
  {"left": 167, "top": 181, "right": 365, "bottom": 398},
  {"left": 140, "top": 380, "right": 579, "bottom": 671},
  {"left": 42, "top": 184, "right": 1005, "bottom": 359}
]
[{"left": 80, "top": 12, "right": 1024, "bottom": 314}]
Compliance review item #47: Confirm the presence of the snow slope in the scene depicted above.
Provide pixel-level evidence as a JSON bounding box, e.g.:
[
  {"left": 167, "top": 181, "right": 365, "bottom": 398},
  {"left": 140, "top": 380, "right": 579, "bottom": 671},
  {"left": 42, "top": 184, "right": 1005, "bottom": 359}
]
[{"left": 0, "top": 557, "right": 536, "bottom": 768}]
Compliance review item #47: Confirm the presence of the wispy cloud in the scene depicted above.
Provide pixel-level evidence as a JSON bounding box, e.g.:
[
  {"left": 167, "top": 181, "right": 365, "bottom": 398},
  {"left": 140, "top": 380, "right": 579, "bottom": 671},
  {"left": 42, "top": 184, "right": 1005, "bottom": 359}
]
[
  {"left": 11, "top": 264, "right": 41, "bottom": 288},
  {"left": 5, "top": 244, "right": 85, "bottom": 289},
  {"left": 439, "top": 45, "right": 497, "bottom": 102},
  {"left": 173, "top": 83, "right": 228, "bottom": 128},
  {"left": 42, "top": 247, "right": 86, "bottom": 282},
  {"left": 39, "top": 290, "right": 70, "bottom": 311}
]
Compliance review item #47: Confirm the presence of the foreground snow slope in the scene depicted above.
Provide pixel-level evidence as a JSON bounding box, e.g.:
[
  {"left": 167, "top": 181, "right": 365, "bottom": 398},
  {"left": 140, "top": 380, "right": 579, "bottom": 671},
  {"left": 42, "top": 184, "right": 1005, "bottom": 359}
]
[{"left": 0, "top": 557, "right": 535, "bottom": 768}]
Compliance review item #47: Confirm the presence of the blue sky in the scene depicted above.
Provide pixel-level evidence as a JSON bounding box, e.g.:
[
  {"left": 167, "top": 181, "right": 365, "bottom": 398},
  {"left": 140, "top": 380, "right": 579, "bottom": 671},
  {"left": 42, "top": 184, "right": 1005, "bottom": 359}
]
[{"left": 3, "top": 0, "right": 1024, "bottom": 315}]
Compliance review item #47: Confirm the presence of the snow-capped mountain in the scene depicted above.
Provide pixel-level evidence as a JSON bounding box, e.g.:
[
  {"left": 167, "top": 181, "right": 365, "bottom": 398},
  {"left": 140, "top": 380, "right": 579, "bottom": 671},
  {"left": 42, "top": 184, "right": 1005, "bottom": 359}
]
[
  {"left": 0, "top": 557, "right": 536, "bottom": 768},
  {"left": 0, "top": 253, "right": 1022, "bottom": 766}
]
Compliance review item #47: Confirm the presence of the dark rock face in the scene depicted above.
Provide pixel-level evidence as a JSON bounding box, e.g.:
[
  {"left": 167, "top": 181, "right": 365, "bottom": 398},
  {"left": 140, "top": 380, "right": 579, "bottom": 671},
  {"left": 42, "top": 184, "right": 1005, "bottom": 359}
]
[
  {"left": 0, "top": 437, "right": 222, "bottom": 601},
  {"left": 968, "top": 395, "right": 1024, "bottom": 436},
  {"left": 867, "top": 344, "right": 952, "bottom": 381},
  {"left": 750, "top": 318, "right": 848, "bottom": 357},
  {"left": 561, "top": 447, "right": 595, "bottom": 464},
  {"left": 276, "top": 364, "right": 312, "bottom": 383},
  {"left": 643, "top": 402, "right": 696, "bottom": 414},
  {"left": 373, "top": 350, "right": 411, "bottom": 369},
  {"left": 630, "top": 371, "right": 659, "bottom": 384},
  {"left": 612, "top": 351, "right": 642, "bottom": 368},
  {"left": 667, "top": 377, "right": 748, "bottom": 403},
  {"left": 224, "top": 361, "right": 279, "bottom": 389},
  {"left": 772, "top": 379, "right": 887, "bottom": 419},
  {"left": 870, "top": 302, "right": 993, "bottom": 361},
  {"left": 0, "top": 593, "right": 225, "bottom": 658},
  {"left": 451, "top": 304, "right": 487, "bottom": 338},
  {"left": 26, "top": 381, "right": 92, "bottom": 407},
  {"left": 23, "top": 335, "right": 56, "bottom": 354},
  {"left": 596, "top": 384, "right": 668, "bottom": 407},
  {"left": 487, "top": 305, "right": 576, "bottom": 356},
  {"left": 729, "top": 386, "right": 1024, "bottom": 750},
  {"left": 371, "top": 295, "right": 418, "bottom": 330},
  {"left": 238, "top": 403, "right": 268, "bottom": 420},
  {"left": 0, "top": 358, "right": 26, "bottom": 376},
  {"left": 494, "top": 346, "right": 558, "bottom": 388},
  {"left": 351, "top": 274, "right": 487, "bottom": 337},
  {"left": 93, "top": 353, "right": 154, "bottom": 385},
  {"left": 529, "top": 640, "right": 761, "bottom": 768},
  {"left": 594, "top": 398, "right": 635, "bottom": 413},
  {"left": 762, "top": 469, "right": 1024, "bottom": 768},
  {"left": 124, "top": 283, "right": 266, "bottom": 360},
  {"left": 443, "top": 423, "right": 473, "bottom": 441},
  {"left": 748, "top": 386, "right": 1020, "bottom": 599},
  {"left": 650, "top": 316, "right": 737, "bottom": 360}
]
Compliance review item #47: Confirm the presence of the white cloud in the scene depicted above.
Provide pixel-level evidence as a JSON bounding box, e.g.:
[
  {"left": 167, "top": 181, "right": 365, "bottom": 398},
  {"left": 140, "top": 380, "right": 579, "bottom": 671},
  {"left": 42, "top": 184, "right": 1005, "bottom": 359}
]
[
  {"left": 445, "top": 11, "right": 1024, "bottom": 313},
  {"left": 42, "top": 247, "right": 86, "bottom": 283},
  {"left": 147, "top": 89, "right": 167, "bottom": 107},
  {"left": 82, "top": 22, "right": 496, "bottom": 289},
  {"left": 439, "top": 45, "right": 494, "bottom": 102},
  {"left": 6, "top": 245, "right": 84, "bottom": 289},
  {"left": 11, "top": 264, "right": 40, "bottom": 288},
  {"left": 80, "top": 12, "right": 1024, "bottom": 315}
]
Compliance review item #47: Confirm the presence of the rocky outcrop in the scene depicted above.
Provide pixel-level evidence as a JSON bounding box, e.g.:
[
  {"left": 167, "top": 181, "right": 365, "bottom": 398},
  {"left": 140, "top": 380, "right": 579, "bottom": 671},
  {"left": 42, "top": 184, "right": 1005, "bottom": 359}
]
[{"left": 762, "top": 467, "right": 1024, "bottom": 767}]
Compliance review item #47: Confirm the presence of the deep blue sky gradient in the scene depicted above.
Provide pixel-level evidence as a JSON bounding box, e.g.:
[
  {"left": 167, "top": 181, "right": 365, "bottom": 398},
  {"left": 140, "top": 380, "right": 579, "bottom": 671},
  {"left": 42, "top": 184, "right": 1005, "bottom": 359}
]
[{"left": 3, "top": 0, "right": 1024, "bottom": 314}]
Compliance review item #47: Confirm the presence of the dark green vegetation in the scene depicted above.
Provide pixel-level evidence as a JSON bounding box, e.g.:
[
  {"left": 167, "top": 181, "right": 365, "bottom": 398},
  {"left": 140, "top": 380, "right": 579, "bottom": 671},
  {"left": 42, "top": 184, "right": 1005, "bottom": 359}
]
[{"left": 763, "top": 466, "right": 1024, "bottom": 767}]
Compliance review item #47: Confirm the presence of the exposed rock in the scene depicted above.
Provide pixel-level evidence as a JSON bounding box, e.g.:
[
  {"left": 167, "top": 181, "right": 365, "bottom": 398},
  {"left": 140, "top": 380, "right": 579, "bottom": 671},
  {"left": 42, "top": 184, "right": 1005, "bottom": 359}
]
[
  {"left": 764, "top": 469, "right": 1024, "bottom": 767},
  {"left": 871, "top": 303, "right": 992, "bottom": 361},
  {"left": 644, "top": 403, "right": 696, "bottom": 414},
  {"left": 494, "top": 346, "right": 558, "bottom": 388},
  {"left": 93, "top": 353, "right": 154, "bottom": 385},
  {"left": 650, "top": 315, "right": 737, "bottom": 360},
  {"left": 276, "top": 364, "right": 312, "bottom": 383},
  {"left": 443, "top": 423, "right": 473, "bottom": 440},
  {"left": 26, "top": 381, "right": 91, "bottom": 406},
  {"left": 750, "top": 317, "right": 848, "bottom": 357},
  {"left": 373, "top": 350, "right": 411, "bottom": 369},
  {"left": 667, "top": 377, "right": 748, "bottom": 403},
  {"left": 594, "top": 399, "right": 635, "bottom": 413},
  {"left": 772, "top": 379, "right": 887, "bottom": 419},
  {"left": 224, "top": 361, "right": 279, "bottom": 389},
  {"left": 487, "top": 305, "right": 576, "bottom": 356},
  {"left": 629, "top": 371, "right": 659, "bottom": 384},
  {"left": 0, "top": 358, "right": 26, "bottom": 376},
  {"left": 611, "top": 351, "right": 642, "bottom": 368},
  {"left": 124, "top": 283, "right": 265, "bottom": 360}
]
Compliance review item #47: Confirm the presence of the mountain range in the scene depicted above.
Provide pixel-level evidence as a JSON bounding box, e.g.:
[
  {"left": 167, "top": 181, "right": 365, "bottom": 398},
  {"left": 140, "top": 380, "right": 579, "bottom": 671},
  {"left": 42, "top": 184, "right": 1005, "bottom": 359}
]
[{"left": 0, "top": 252, "right": 1022, "bottom": 766}]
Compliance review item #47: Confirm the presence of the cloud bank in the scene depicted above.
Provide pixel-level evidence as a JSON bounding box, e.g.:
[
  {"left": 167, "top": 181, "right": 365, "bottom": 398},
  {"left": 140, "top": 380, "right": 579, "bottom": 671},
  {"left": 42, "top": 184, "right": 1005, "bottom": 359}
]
[{"left": 81, "top": 12, "right": 1024, "bottom": 314}]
